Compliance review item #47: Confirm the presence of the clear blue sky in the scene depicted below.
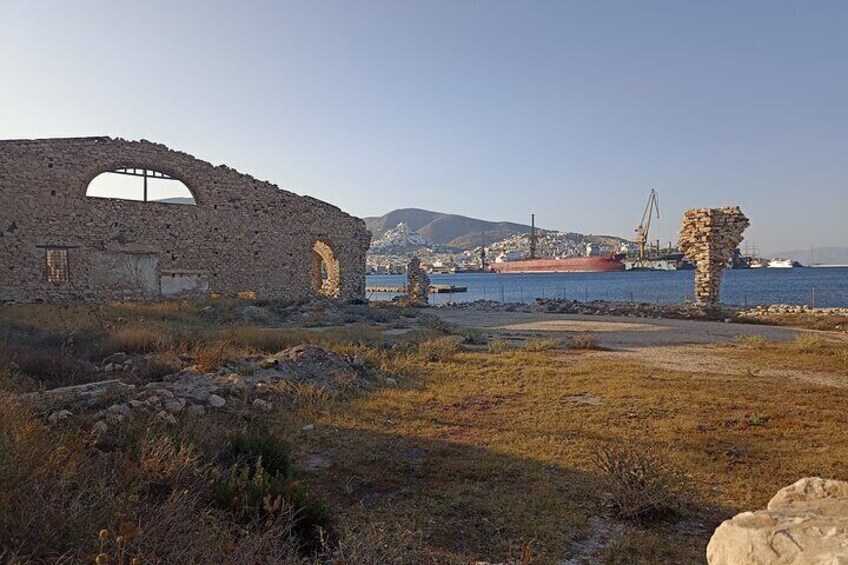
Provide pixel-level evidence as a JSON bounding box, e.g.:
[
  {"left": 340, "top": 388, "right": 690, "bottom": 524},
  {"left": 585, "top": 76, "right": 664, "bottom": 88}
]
[{"left": 2, "top": 0, "right": 846, "bottom": 253}]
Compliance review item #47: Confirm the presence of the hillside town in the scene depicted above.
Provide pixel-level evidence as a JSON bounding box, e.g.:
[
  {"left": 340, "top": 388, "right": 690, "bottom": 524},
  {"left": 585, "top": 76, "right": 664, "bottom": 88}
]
[{"left": 366, "top": 221, "right": 630, "bottom": 273}]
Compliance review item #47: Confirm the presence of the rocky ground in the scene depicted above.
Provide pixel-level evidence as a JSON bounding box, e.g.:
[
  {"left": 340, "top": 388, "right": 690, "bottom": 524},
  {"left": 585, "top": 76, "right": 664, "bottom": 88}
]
[{"left": 27, "top": 344, "right": 382, "bottom": 433}]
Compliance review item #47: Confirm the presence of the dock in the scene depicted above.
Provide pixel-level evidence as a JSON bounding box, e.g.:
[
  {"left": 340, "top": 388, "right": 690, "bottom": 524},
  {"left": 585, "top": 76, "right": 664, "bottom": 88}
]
[{"left": 365, "top": 285, "right": 468, "bottom": 294}]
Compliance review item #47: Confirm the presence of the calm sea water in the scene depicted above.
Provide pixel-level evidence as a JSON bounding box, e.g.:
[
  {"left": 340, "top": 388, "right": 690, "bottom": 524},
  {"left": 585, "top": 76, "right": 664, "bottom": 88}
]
[{"left": 367, "top": 267, "right": 848, "bottom": 308}]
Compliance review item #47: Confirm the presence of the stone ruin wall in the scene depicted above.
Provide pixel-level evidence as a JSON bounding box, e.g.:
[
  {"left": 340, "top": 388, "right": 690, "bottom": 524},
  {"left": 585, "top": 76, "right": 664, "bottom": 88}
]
[
  {"left": 679, "top": 206, "right": 749, "bottom": 304},
  {"left": 405, "top": 257, "right": 430, "bottom": 305},
  {"left": 0, "top": 137, "right": 370, "bottom": 303}
]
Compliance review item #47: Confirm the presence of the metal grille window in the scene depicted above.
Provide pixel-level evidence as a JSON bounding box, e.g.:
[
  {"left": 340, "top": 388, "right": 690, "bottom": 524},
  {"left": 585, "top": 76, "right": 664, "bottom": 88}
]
[{"left": 46, "top": 248, "right": 69, "bottom": 282}]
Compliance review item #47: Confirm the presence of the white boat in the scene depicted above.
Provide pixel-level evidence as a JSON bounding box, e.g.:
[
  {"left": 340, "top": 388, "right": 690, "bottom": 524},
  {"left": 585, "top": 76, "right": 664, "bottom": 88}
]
[{"left": 767, "top": 258, "right": 794, "bottom": 269}]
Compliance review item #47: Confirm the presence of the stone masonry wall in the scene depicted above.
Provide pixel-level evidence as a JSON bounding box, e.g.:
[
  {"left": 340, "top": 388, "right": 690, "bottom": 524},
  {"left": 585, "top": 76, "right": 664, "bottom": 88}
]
[
  {"left": 679, "top": 207, "right": 749, "bottom": 304},
  {"left": 0, "top": 137, "right": 370, "bottom": 303}
]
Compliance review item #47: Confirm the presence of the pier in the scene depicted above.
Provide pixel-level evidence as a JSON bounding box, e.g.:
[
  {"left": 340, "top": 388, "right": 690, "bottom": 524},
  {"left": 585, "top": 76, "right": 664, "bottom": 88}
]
[{"left": 366, "top": 285, "right": 468, "bottom": 294}]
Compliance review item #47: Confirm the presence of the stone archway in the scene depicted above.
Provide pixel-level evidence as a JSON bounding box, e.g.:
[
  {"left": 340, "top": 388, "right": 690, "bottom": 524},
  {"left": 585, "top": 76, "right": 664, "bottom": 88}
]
[{"left": 311, "top": 240, "right": 340, "bottom": 297}]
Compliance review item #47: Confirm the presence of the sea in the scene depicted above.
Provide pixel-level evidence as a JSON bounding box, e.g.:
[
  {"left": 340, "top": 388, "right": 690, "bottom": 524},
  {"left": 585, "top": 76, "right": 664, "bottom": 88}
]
[{"left": 366, "top": 267, "right": 848, "bottom": 308}]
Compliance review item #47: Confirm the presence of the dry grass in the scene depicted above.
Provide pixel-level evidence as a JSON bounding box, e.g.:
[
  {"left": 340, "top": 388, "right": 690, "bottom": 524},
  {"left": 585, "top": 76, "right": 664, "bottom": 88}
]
[
  {"left": 734, "top": 334, "right": 766, "bottom": 350},
  {"left": 523, "top": 337, "right": 560, "bottom": 352},
  {"left": 570, "top": 333, "right": 599, "bottom": 350},
  {"left": 0, "top": 394, "right": 301, "bottom": 562},
  {"left": 5, "top": 302, "right": 848, "bottom": 562},
  {"left": 417, "top": 336, "right": 461, "bottom": 362},
  {"left": 292, "top": 340, "right": 848, "bottom": 562},
  {"left": 794, "top": 332, "right": 826, "bottom": 352},
  {"left": 593, "top": 443, "right": 693, "bottom": 523},
  {"left": 488, "top": 337, "right": 513, "bottom": 353},
  {"left": 723, "top": 335, "right": 848, "bottom": 376}
]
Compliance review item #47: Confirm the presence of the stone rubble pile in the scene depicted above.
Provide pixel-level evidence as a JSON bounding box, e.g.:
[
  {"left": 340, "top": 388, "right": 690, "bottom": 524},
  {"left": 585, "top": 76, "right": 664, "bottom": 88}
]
[
  {"left": 441, "top": 299, "right": 734, "bottom": 320},
  {"left": 533, "top": 298, "right": 730, "bottom": 320},
  {"left": 707, "top": 477, "right": 848, "bottom": 564},
  {"left": 738, "top": 304, "right": 848, "bottom": 318},
  {"left": 27, "top": 345, "right": 370, "bottom": 434},
  {"left": 679, "top": 207, "right": 749, "bottom": 305},
  {"left": 405, "top": 257, "right": 430, "bottom": 305}
]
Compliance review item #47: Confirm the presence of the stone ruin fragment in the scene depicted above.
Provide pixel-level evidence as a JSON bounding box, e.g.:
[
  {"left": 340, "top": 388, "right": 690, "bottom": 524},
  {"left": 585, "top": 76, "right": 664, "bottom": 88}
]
[
  {"left": 679, "top": 207, "right": 749, "bottom": 305},
  {"left": 405, "top": 257, "right": 430, "bottom": 305}
]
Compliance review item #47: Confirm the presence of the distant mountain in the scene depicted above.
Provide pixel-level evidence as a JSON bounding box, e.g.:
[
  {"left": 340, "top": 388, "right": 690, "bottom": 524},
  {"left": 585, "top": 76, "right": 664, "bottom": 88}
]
[
  {"left": 769, "top": 247, "right": 848, "bottom": 266},
  {"left": 363, "top": 208, "right": 535, "bottom": 250}
]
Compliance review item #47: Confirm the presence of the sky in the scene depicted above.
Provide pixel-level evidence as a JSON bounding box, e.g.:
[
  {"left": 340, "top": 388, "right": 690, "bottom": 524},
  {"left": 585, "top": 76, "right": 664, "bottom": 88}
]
[{"left": 1, "top": 0, "right": 846, "bottom": 253}]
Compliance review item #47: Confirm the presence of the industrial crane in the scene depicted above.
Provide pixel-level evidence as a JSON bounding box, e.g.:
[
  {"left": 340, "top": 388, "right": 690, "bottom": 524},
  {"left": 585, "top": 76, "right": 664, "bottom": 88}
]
[{"left": 634, "top": 189, "right": 660, "bottom": 263}]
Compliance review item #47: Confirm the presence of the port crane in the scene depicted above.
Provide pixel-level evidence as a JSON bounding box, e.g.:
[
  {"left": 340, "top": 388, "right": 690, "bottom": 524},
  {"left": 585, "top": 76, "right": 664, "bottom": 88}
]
[{"left": 634, "top": 189, "right": 660, "bottom": 265}]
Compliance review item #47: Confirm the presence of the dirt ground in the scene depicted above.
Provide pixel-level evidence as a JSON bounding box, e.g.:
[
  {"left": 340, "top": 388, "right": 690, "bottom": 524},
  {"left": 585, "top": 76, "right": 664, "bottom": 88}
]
[{"left": 435, "top": 310, "right": 848, "bottom": 388}]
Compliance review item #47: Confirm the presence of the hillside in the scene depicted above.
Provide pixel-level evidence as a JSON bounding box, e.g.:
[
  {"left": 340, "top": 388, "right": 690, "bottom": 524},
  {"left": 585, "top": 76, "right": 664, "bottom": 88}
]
[{"left": 363, "top": 208, "right": 535, "bottom": 250}]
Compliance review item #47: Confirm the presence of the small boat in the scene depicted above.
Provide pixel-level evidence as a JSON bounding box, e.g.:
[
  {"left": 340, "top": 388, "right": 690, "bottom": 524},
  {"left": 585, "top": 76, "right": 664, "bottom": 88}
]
[{"left": 767, "top": 258, "right": 794, "bottom": 269}]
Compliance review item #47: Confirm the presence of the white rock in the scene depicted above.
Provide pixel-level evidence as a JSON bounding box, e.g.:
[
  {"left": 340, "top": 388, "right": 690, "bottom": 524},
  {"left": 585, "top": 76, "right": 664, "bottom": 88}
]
[
  {"left": 385, "top": 377, "right": 398, "bottom": 386},
  {"left": 302, "top": 424, "right": 315, "bottom": 431},
  {"left": 156, "top": 411, "right": 177, "bottom": 424},
  {"left": 208, "top": 394, "right": 226, "bottom": 408},
  {"left": 252, "top": 398, "right": 273, "bottom": 412},
  {"left": 93, "top": 421, "right": 108, "bottom": 434},
  {"left": 163, "top": 399, "right": 183, "bottom": 414},
  {"left": 47, "top": 409, "right": 72, "bottom": 424},
  {"left": 108, "top": 403, "right": 130, "bottom": 416},
  {"left": 707, "top": 477, "right": 848, "bottom": 564},
  {"left": 103, "top": 363, "right": 114, "bottom": 373}
]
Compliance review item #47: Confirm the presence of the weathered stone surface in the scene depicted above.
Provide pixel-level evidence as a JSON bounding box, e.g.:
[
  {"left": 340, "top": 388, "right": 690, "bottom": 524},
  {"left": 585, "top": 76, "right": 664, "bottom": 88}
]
[
  {"left": 47, "top": 409, "right": 72, "bottom": 424},
  {"left": 679, "top": 207, "right": 749, "bottom": 305},
  {"left": 252, "top": 398, "right": 273, "bottom": 412},
  {"left": 207, "top": 394, "right": 226, "bottom": 408},
  {"left": 405, "top": 256, "right": 430, "bottom": 304},
  {"left": 0, "top": 137, "right": 370, "bottom": 303},
  {"left": 24, "top": 345, "right": 370, "bottom": 433},
  {"left": 22, "top": 380, "right": 136, "bottom": 411},
  {"left": 706, "top": 477, "right": 848, "bottom": 564},
  {"left": 270, "top": 344, "right": 360, "bottom": 390}
]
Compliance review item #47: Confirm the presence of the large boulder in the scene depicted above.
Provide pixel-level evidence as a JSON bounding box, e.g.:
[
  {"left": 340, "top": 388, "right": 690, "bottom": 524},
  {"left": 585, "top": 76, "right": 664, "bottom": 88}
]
[{"left": 707, "top": 477, "right": 848, "bottom": 564}]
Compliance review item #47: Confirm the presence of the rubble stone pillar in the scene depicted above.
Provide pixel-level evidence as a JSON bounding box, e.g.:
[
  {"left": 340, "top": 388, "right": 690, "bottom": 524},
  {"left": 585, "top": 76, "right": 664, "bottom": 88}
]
[
  {"left": 679, "top": 207, "right": 749, "bottom": 305},
  {"left": 405, "top": 257, "right": 430, "bottom": 305}
]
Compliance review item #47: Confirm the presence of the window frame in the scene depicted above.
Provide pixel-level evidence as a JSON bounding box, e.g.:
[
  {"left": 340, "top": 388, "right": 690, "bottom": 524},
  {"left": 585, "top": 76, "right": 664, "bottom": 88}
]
[{"left": 45, "top": 248, "right": 70, "bottom": 283}]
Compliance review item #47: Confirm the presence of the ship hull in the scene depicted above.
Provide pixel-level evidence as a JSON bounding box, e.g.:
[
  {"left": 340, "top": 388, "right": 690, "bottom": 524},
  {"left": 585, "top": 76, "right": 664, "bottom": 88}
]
[{"left": 490, "top": 256, "right": 626, "bottom": 273}]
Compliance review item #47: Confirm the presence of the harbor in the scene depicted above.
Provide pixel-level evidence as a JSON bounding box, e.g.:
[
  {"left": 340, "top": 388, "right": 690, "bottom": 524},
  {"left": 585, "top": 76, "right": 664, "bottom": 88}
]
[{"left": 366, "top": 267, "right": 848, "bottom": 308}]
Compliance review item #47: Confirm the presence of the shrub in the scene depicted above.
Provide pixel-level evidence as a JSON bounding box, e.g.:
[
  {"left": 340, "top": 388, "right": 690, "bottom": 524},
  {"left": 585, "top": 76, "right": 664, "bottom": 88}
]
[
  {"left": 419, "top": 315, "right": 454, "bottom": 334},
  {"left": 570, "top": 333, "right": 599, "bottom": 350},
  {"left": 222, "top": 326, "right": 304, "bottom": 353},
  {"left": 0, "top": 342, "right": 91, "bottom": 389},
  {"left": 488, "top": 338, "right": 513, "bottom": 354},
  {"left": 592, "top": 444, "right": 691, "bottom": 524},
  {"left": 795, "top": 332, "right": 825, "bottom": 352},
  {"left": 229, "top": 428, "right": 291, "bottom": 478},
  {"left": 461, "top": 327, "right": 487, "bottom": 345},
  {"left": 524, "top": 337, "right": 560, "bottom": 352},
  {"left": 734, "top": 334, "right": 766, "bottom": 349},
  {"left": 837, "top": 348, "right": 848, "bottom": 368},
  {"left": 192, "top": 341, "right": 243, "bottom": 372},
  {"left": 101, "top": 326, "right": 165, "bottom": 355},
  {"left": 417, "top": 336, "right": 460, "bottom": 362},
  {"left": 214, "top": 428, "right": 328, "bottom": 546}
]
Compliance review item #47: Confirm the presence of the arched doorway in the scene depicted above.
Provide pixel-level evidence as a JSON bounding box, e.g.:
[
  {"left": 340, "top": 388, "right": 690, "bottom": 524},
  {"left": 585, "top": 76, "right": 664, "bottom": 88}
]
[{"left": 311, "top": 240, "right": 340, "bottom": 297}]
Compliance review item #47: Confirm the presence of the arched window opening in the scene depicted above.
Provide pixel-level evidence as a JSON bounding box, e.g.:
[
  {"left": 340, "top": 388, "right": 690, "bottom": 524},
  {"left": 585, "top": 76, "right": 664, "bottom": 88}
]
[
  {"left": 311, "top": 240, "right": 340, "bottom": 298},
  {"left": 86, "top": 168, "right": 196, "bottom": 205}
]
